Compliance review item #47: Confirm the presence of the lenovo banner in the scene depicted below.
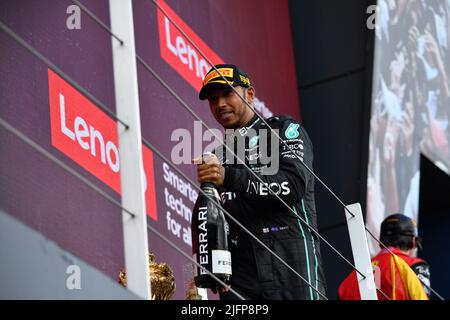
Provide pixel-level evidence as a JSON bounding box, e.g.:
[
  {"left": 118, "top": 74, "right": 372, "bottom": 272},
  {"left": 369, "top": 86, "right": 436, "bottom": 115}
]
[
  {"left": 48, "top": 68, "right": 158, "bottom": 221},
  {"left": 156, "top": 0, "right": 224, "bottom": 91}
]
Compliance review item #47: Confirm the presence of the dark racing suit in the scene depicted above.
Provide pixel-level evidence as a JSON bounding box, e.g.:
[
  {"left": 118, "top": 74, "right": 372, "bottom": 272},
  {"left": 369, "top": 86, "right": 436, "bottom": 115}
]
[{"left": 216, "top": 114, "right": 327, "bottom": 300}]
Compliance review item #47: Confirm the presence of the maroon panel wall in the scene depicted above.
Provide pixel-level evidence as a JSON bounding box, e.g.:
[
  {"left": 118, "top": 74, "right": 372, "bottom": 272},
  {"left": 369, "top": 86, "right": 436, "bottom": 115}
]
[{"left": 0, "top": 0, "right": 300, "bottom": 299}]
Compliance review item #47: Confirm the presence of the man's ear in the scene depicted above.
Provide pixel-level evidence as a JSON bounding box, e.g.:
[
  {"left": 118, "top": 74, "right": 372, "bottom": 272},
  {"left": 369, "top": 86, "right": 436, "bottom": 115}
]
[{"left": 246, "top": 86, "right": 255, "bottom": 104}]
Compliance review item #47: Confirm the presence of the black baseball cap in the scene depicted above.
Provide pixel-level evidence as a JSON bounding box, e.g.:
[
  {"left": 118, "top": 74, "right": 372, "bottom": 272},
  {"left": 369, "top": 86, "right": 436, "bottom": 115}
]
[
  {"left": 199, "top": 64, "right": 251, "bottom": 100},
  {"left": 380, "top": 213, "right": 419, "bottom": 240}
]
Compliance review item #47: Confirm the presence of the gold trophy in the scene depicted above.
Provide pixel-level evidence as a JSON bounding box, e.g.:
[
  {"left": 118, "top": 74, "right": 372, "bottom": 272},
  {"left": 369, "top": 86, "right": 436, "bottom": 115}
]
[{"left": 119, "top": 253, "right": 176, "bottom": 300}]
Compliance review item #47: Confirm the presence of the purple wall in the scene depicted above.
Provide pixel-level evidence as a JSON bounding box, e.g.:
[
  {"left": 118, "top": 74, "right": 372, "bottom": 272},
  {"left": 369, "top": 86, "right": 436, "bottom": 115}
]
[
  {"left": 0, "top": 0, "right": 124, "bottom": 281},
  {"left": 0, "top": 0, "right": 300, "bottom": 299}
]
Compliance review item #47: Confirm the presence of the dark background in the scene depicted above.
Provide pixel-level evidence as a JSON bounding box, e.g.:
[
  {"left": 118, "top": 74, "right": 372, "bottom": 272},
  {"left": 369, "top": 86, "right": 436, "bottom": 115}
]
[
  {"left": 289, "top": 0, "right": 379, "bottom": 299},
  {"left": 419, "top": 154, "right": 450, "bottom": 299}
]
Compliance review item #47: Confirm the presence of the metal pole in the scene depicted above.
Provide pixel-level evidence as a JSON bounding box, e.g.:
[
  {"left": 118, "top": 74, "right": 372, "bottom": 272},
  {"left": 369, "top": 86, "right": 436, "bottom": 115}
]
[
  {"left": 109, "top": 0, "right": 151, "bottom": 299},
  {"left": 345, "top": 203, "right": 378, "bottom": 300}
]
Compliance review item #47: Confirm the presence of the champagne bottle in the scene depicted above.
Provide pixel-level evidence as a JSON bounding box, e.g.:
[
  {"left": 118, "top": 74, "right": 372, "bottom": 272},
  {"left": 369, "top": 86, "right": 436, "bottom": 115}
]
[{"left": 191, "top": 182, "right": 231, "bottom": 289}]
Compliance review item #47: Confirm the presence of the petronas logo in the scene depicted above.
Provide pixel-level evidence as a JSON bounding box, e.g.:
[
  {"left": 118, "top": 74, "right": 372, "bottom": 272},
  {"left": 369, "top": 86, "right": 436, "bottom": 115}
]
[
  {"left": 249, "top": 136, "right": 259, "bottom": 148},
  {"left": 285, "top": 123, "right": 300, "bottom": 139}
]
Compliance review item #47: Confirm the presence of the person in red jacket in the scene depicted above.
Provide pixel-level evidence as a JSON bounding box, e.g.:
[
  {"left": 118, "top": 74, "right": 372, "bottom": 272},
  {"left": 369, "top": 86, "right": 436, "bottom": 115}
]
[{"left": 338, "top": 214, "right": 430, "bottom": 300}]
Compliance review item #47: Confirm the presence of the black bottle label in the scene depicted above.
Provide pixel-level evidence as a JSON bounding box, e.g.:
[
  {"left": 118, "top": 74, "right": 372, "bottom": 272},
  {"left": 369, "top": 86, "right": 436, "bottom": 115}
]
[{"left": 192, "top": 185, "right": 231, "bottom": 288}]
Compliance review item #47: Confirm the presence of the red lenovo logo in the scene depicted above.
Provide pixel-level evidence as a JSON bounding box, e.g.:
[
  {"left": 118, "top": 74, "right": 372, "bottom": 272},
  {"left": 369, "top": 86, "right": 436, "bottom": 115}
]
[
  {"left": 48, "top": 69, "right": 158, "bottom": 221},
  {"left": 156, "top": 0, "right": 224, "bottom": 91}
]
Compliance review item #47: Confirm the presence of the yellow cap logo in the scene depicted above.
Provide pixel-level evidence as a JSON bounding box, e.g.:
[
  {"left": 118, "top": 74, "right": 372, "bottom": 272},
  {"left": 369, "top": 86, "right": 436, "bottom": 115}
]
[
  {"left": 203, "top": 68, "right": 234, "bottom": 86},
  {"left": 239, "top": 75, "right": 250, "bottom": 86}
]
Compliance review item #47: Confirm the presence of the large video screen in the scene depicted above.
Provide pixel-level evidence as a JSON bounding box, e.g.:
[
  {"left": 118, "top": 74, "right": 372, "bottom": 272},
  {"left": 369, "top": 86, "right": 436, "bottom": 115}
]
[{"left": 366, "top": 0, "right": 450, "bottom": 253}]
